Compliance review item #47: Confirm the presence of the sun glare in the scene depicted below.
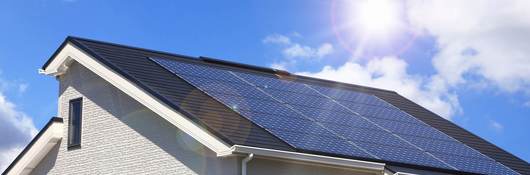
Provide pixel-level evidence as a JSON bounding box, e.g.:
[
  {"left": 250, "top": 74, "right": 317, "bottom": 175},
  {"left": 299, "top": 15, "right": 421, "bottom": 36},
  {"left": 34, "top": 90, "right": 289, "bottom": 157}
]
[
  {"left": 332, "top": 0, "right": 414, "bottom": 58},
  {"left": 354, "top": 0, "right": 401, "bottom": 37}
]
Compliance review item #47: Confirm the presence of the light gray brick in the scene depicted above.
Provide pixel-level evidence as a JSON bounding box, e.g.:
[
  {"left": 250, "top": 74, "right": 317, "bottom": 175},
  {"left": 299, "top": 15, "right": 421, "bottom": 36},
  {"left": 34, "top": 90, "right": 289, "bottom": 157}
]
[{"left": 30, "top": 62, "right": 238, "bottom": 175}]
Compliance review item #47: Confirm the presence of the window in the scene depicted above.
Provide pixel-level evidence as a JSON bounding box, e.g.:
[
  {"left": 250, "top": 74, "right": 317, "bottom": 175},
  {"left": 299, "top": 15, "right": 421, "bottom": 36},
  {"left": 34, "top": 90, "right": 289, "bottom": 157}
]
[{"left": 68, "top": 98, "right": 82, "bottom": 148}]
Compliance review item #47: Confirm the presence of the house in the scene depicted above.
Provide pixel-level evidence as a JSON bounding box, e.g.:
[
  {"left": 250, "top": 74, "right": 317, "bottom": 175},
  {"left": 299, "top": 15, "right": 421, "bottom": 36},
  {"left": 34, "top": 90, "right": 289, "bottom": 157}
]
[{"left": 3, "top": 36, "right": 530, "bottom": 175}]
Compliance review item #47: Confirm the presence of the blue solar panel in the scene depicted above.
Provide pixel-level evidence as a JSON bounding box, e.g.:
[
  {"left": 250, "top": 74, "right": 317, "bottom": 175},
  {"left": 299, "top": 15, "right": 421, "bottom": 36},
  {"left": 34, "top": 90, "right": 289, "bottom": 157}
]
[
  {"left": 355, "top": 142, "right": 453, "bottom": 169},
  {"left": 369, "top": 118, "right": 453, "bottom": 141},
  {"left": 151, "top": 57, "right": 519, "bottom": 175},
  {"left": 206, "top": 92, "right": 300, "bottom": 117},
  {"left": 432, "top": 152, "right": 515, "bottom": 175},
  {"left": 273, "top": 130, "right": 375, "bottom": 158},
  {"left": 182, "top": 76, "right": 273, "bottom": 101},
  {"left": 234, "top": 71, "right": 316, "bottom": 94},
  {"left": 401, "top": 135, "right": 485, "bottom": 159},
  {"left": 310, "top": 85, "right": 389, "bottom": 107},
  {"left": 242, "top": 111, "right": 334, "bottom": 137}
]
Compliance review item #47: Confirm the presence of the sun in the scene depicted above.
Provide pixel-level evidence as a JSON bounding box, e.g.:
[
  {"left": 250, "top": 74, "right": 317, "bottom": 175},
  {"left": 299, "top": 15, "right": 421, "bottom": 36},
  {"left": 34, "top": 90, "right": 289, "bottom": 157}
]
[
  {"left": 352, "top": 0, "right": 402, "bottom": 37},
  {"left": 332, "top": 0, "right": 414, "bottom": 58}
]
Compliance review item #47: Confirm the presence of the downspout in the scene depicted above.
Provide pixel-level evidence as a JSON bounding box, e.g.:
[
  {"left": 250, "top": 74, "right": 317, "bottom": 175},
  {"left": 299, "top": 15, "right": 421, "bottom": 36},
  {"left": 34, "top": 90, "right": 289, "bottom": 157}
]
[{"left": 241, "top": 153, "right": 254, "bottom": 175}]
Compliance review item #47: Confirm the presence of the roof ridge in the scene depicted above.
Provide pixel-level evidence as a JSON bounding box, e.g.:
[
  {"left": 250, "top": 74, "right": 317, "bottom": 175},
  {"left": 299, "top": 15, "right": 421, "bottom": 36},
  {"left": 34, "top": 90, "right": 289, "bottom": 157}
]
[
  {"left": 66, "top": 36, "right": 199, "bottom": 60},
  {"left": 43, "top": 36, "right": 397, "bottom": 95}
]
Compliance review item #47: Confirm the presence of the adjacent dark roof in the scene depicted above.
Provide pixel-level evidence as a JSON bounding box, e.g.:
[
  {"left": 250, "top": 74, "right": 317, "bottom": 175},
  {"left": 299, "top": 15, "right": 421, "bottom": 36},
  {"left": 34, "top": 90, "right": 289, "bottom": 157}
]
[
  {"left": 2, "top": 117, "right": 63, "bottom": 175},
  {"left": 43, "top": 36, "right": 530, "bottom": 175}
]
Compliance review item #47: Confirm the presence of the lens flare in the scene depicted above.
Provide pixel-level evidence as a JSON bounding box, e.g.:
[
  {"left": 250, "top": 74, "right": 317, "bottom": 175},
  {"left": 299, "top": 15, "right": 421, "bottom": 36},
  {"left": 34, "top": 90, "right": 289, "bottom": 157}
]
[
  {"left": 331, "top": 0, "right": 417, "bottom": 58},
  {"left": 355, "top": 0, "right": 401, "bottom": 37}
]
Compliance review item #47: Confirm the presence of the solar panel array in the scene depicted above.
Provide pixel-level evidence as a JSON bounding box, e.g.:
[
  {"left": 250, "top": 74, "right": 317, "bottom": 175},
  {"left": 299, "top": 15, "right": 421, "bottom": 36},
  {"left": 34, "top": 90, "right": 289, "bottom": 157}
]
[{"left": 151, "top": 57, "right": 519, "bottom": 175}]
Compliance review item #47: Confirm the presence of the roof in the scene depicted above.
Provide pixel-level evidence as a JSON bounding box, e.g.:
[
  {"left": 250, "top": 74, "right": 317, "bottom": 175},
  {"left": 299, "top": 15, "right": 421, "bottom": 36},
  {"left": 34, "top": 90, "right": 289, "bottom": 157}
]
[{"left": 42, "top": 36, "right": 530, "bottom": 175}]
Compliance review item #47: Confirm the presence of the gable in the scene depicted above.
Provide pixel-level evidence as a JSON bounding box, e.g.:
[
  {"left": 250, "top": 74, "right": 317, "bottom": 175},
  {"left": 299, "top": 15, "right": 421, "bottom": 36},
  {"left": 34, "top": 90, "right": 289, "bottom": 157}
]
[
  {"left": 39, "top": 40, "right": 234, "bottom": 155},
  {"left": 31, "top": 62, "right": 240, "bottom": 174}
]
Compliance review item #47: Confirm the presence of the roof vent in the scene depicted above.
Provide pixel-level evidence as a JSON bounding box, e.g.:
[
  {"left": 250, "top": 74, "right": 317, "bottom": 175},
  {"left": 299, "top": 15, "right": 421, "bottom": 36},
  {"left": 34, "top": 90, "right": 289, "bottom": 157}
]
[{"left": 273, "top": 69, "right": 290, "bottom": 77}]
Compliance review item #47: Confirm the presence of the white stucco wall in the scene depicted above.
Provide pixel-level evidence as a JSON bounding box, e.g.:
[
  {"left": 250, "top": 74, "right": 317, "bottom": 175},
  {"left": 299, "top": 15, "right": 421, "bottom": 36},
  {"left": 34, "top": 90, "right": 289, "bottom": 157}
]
[{"left": 30, "top": 62, "right": 239, "bottom": 175}]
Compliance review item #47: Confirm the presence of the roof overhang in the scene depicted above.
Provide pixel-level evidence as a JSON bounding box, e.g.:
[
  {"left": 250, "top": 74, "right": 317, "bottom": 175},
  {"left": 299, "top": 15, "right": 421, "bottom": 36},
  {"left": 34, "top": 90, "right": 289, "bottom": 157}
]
[
  {"left": 39, "top": 41, "right": 233, "bottom": 155},
  {"left": 4, "top": 118, "right": 63, "bottom": 175},
  {"left": 220, "top": 145, "right": 386, "bottom": 174}
]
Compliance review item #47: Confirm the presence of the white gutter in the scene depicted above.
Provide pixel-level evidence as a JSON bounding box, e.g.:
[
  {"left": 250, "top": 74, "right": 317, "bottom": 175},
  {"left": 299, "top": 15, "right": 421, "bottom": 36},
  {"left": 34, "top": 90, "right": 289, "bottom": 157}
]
[
  {"left": 393, "top": 172, "right": 418, "bottom": 175},
  {"left": 241, "top": 153, "right": 254, "bottom": 175},
  {"left": 222, "top": 145, "right": 385, "bottom": 174}
]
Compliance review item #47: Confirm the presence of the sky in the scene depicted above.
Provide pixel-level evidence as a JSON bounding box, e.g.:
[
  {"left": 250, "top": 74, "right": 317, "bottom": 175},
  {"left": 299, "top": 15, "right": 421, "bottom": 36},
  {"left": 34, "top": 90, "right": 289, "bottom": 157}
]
[{"left": 1, "top": 0, "right": 529, "bottom": 171}]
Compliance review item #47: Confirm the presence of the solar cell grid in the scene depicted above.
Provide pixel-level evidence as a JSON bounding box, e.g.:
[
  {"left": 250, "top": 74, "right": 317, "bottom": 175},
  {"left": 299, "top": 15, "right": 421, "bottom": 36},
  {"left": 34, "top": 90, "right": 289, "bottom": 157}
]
[
  {"left": 290, "top": 107, "right": 381, "bottom": 130},
  {"left": 272, "top": 130, "right": 376, "bottom": 158},
  {"left": 322, "top": 122, "right": 413, "bottom": 148},
  {"left": 401, "top": 135, "right": 487, "bottom": 159},
  {"left": 309, "top": 85, "right": 389, "bottom": 107},
  {"left": 243, "top": 112, "right": 336, "bottom": 137},
  {"left": 233, "top": 70, "right": 455, "bottom": 171},
  {"left": 157, "top": 59, "right": 243, "bottom": 83},
  {"left": 355, "top": 142, "right": 454, "bottom": 169},
  {"left": 369, "top": 118, "right": 453, "bottom": 141},
  {"left": 288, "top": 102, "right": 352, "bottom": 117},
  {"left": 338, "top": 101, "right": 425, "bottom": 124},
  {"left": 432, "top": 153, "right": 513, "bottom": 175},
  {"left": 151, "top": 57, "right": 520, "bottom": 175},
  {"left": 262, "top": 88, "right": 334, "bottom": 107},
  {"left": 205, "top": 92, "right": 300, "bottom": 117},
  {"left": 182, "top": 76, "right": 273, "bottom": 100},
  {"left": 234, "top": 71, "right": 316, "bottom": 94}
]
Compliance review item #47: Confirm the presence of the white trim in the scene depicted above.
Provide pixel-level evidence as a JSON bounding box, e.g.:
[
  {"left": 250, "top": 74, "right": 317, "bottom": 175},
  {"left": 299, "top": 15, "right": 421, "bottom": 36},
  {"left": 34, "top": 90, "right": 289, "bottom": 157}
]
[
  {"left": 41, "top": 43, "right": 232, "bottom": 155},
  {"left": 393, "top": 172, "right": 419, "bottom": 175},
  {"left": 7, "top": 122, "right": 63, "bottom": 175},
  {"left": 225, "top": 145, "right": 385, "bottom": 173}
]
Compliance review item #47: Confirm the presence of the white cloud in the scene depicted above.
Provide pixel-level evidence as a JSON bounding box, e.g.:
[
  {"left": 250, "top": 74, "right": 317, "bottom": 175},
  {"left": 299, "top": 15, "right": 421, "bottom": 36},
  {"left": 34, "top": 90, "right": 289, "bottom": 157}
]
[
  {"left": 263, "top": 34, "right": 291, "bottom": 45},
  {"left": 18, "top": 84, "right": 28, "bottom": 94},
  {"left": 265, "top": 1, "right": 530, "bottom": 120},
  {"left": 0, "top": 147, "right": 22, "bottom": 172},
  {"left": 406, "top": 0, "right": 530, "bottom": 94},
  {"left": 264, "top": 33, "right": 334, "bottom": 59},
  {"left": 317, "top": 43, "right": 334, "bottom": 58},
  {"left": 282, "top": 43, "right": 334, "bottom": 59},
  {"left": 489, "top": 120, "right": 504, "bottom": 132},
  {"left": 524, "top": 101, "right": 530, "bottom": 108},
  {"left": 0, "top": 77, "right": 37, "bottom": 172},
  {"left": 270, "top": 62, "right": 288, "bottom": 70},
  {"left": 298, "top": 57, "right": 461, "bottom": 119}
]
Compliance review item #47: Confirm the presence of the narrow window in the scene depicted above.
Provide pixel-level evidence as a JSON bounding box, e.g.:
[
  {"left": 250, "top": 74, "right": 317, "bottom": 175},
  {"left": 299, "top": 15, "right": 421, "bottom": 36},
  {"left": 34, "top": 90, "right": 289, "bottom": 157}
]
[{"left": 68, "top": 98, "right": 82, "bottom": 148}]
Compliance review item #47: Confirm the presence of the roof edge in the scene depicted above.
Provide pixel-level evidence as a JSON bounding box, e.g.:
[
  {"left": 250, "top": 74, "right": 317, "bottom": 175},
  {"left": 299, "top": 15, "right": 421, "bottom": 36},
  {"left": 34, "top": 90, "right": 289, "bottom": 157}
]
[
  {"left": 43, "top": 36, "right": 396, "bottom": 95},
  {"left": 224, "top": 145, "right": 386, "bottom": 173}
]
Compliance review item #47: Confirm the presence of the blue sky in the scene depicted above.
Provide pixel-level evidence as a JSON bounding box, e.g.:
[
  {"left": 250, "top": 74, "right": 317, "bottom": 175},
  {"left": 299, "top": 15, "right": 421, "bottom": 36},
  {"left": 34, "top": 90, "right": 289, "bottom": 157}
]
[{"left": 1, "top": 0, "right": 529, "bottom": 170}]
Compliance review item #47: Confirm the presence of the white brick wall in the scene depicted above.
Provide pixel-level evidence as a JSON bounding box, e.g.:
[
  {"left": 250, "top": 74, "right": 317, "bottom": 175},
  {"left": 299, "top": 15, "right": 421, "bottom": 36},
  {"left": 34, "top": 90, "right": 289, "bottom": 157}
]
[{"left": 30, "top": 62, "right": 239, "bottom": 175}]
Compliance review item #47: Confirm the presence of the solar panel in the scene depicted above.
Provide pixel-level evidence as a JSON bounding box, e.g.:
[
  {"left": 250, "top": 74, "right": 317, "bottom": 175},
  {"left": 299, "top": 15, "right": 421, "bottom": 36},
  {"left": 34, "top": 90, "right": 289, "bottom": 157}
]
[{"left": 151, "top": 57, "right": 519, "bottom": 175}]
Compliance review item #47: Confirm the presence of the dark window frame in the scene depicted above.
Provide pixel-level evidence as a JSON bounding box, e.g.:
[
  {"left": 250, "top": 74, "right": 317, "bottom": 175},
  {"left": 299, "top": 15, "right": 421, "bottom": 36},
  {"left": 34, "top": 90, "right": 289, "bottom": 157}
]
[{"left": 68, "top": 97, "right": 83, "bottom": 149}]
